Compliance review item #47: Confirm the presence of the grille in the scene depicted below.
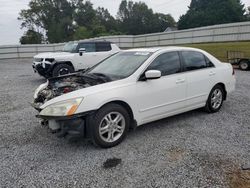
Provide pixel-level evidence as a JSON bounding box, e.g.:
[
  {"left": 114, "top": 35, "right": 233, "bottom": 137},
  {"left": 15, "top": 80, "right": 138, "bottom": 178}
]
[{"left": 34, "top": 58, "right": 43, "bottom": 62}]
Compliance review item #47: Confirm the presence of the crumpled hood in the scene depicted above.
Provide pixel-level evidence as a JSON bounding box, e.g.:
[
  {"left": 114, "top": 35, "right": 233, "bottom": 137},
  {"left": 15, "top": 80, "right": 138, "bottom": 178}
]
[
  {"left": 34, "top": 52, "right": 74, "bottom": 59},
  {"left": 40, "top": 79, "right": 133, "bottom": 109}
]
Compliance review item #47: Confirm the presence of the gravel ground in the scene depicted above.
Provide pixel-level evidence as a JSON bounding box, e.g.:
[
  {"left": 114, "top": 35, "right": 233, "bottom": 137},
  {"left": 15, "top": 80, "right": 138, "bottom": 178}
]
[{"left": 0, "top": 59, "right": 249, "bottom": 188}]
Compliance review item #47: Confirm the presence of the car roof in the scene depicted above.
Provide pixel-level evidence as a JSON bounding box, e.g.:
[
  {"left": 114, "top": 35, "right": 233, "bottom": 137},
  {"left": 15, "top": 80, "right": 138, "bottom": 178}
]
[
  {"left": 78, "top": 41, "right": 112, "bottom": 44},
  {"left": 124, "top": 46, "right": 203, "bottom": 53}
]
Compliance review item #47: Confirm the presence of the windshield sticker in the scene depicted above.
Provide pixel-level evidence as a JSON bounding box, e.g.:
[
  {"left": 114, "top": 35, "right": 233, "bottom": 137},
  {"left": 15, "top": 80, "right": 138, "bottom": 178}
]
[{"left": 135, "top": 52, "right": 150, "bottom": 56}]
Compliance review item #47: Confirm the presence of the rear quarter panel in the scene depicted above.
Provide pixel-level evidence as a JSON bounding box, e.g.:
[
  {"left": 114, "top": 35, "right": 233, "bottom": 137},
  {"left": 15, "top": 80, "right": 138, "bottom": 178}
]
[{"left": 215, "top": 63, "right": 235, "bottom": 94}]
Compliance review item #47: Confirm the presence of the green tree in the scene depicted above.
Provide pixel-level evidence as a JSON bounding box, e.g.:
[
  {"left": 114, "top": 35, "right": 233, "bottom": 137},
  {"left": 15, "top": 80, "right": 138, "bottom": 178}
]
[
  {"left": 96, "top": 7, "right": 118, "bottom": 32},
  {"left": 19, "top": 0, "right": 75, "bottom": 43},
  {"left": 73, "top": 26, "right": 91, "bottom": 40},
  {"left": 246, "top": 6, "right": 250, "bottom": 20},
  {"left": 19, "top": 0, "right": 177, "bottom": 43},
  {"left": 117, "top": 0, "right": 176, "bottom": 35},
  {"left": 73, "top": 0, "right": 96, "bottom": 29},
  {"left": 20, "top": 30, "right": 43, "bottom": 44},
  {"left": 178, "top": 0, "right": 247, "bottom": 30}
]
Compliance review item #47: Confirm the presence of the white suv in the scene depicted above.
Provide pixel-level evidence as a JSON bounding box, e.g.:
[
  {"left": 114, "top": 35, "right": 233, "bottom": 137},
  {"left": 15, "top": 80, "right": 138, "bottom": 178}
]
[{"left": 32, "top": 41, "right": 120, "bottom": 78}]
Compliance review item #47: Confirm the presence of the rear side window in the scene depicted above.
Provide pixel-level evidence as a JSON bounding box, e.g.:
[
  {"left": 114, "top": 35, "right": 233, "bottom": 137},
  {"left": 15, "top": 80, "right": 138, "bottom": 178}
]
[
  {"left": 96, "top": 43, "right": 111, "bottom": 52},
  {"left": 147, "top": 52, "right": 181, "bottom": 76},
  {"left": 205, "top": 56, "right": 215, "bottom": 67},
  {"left": 78, "top": 43, "right": 96, "bottom": 52},
  {"left": 181, "top": 51, "right": 207, "bottom": 71}
]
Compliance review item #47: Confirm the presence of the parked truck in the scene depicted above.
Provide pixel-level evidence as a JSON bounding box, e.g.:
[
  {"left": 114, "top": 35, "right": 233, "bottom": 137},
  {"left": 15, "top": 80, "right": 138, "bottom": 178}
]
[{"left": 227, "top": 51, "right": 250, "bottom": 70}]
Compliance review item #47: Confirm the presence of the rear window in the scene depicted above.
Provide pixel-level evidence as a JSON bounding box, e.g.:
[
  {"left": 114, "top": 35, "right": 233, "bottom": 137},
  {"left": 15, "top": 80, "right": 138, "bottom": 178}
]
[
  {"left": 96, "top": 43, "right": 111, "bottom": 52},
  {"left": 181, "top": 51, "right": 207, "bottom": 71}
]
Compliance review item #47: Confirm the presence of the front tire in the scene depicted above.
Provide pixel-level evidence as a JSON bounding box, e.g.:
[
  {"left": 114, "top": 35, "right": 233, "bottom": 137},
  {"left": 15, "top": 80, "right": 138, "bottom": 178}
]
[
  {"left": 89, "top": 103, "right": 130, "bottom": 148},
  {"left": 52, "top": 63, "right": 74, "bottom": 77},
  {"left": 205, "top": 85, "right": 224, "bottom": 113}
]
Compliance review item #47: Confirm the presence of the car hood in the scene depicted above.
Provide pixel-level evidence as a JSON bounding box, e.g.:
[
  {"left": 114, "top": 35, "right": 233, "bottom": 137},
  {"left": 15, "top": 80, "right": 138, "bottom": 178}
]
[
  {"left": 34, "top": 52, "right": 74, "bottom": 59},
  {"left": 40, "top": 79, "right": 133, "bottom": 109}
]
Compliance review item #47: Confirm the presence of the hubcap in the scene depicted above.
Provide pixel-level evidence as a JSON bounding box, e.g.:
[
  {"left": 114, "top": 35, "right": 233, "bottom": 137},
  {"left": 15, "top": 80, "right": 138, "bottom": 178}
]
[
  {"left": 99, "top": 112, "right": 125, "bottom": 143},
  {"left": 211, "top": 89, "right": 223, "bottom": 109},
  {"left": 58, "top": 68, "right": 69, "bottom": 76}
]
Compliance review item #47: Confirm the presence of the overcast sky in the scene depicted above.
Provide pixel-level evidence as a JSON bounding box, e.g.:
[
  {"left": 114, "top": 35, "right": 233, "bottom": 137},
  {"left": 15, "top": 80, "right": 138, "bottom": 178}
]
[{"left": 0, "top": 0, "right": 249, "bottom": 45}]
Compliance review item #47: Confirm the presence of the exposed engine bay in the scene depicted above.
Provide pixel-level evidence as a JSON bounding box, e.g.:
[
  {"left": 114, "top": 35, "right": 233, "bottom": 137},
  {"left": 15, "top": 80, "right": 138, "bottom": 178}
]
[{"left": 33, "top": 72, "right": 112, "bottom": 110}]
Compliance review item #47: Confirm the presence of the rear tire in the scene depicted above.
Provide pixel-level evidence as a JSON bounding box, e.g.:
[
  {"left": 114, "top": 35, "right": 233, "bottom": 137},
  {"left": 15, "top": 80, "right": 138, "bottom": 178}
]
[
  {"left": 239, "top": 60, "right": 249, "bottom": 71},
  {"left": 205, "top": 85, "right": 224, "bottom": 113},
  {"left": 52, "top": 63, "right": 74, "bottom": 77},
  {"left": 88, "top": 103, "right": 130, "bottom": 148}
]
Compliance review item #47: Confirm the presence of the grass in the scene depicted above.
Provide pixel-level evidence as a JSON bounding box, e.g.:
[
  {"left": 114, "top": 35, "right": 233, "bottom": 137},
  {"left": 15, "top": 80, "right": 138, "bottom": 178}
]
[{"left": 182, "top": 41, "right": 250, "bottom": 62}]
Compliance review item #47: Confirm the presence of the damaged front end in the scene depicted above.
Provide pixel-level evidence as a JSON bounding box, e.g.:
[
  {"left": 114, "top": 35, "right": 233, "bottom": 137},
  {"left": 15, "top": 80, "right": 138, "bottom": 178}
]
[
  {"left": 32, "top": 72, "right": 111, "bottom": 140},
  {"left": 33, "top": 72, "right": 111, "bottom": 110}
]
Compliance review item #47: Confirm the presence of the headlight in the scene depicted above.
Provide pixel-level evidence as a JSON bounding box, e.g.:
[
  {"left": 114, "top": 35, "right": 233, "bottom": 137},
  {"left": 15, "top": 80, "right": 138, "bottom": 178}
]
[
  {"left": 34, "top": 80, "right": 49, "bottom": 99},
  {"left": 39, "top": 98, "right": 83, "bottom": 117},
  {"left": 45, "top": 58, "right": 55, "bottom": 63}
]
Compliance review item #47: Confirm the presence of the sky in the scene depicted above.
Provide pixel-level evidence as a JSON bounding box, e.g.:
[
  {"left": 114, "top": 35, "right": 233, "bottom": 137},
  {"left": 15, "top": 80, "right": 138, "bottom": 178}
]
[{"left": 0, "top": 0, "right": 249, "bottom": 45}]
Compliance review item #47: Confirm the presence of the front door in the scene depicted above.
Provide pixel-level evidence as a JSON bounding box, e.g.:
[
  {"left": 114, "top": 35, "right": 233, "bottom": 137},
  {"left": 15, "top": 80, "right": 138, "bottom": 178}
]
[
  {"left": 74, "top": 43, "right": 97, "bottom": 70},
  {"left": 135, "top": 51, "right": 187, "bottom": 124},
  {"left": 75, "top": 42, "right": 113, "bottom": 70}
]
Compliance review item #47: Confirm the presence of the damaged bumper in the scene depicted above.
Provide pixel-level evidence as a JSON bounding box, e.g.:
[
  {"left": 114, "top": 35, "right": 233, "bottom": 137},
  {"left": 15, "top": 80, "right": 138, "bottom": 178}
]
[
  {"left": 32, "top": 61, "right": 54, "bottom": 77},
  {"left": 37, "top": 111, "right": 95, "bottom": 140}
]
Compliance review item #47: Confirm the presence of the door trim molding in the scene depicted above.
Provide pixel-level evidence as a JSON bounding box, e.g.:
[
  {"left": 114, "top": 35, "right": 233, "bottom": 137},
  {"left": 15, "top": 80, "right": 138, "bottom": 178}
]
[{"left": 139, "top": 93, "right": 207, "bottom": 113}]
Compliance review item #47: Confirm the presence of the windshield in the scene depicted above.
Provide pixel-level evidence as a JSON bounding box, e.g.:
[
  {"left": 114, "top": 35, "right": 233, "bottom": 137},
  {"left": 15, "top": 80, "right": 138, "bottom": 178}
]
[
  {"left": 63, "top": 42, "right": 78, "bottom": 53},
  {"left": 88, "top": 51, "right": 152, "bottom": 80}
]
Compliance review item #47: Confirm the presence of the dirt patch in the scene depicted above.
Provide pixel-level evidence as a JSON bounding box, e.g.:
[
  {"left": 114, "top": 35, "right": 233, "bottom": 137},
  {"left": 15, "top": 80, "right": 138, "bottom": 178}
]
[
  {"left": 227, "top": 169, "right": 250, "bottom": 188},
  {"left": 167, "top": 147, "right": 186, "bottom": 161}
]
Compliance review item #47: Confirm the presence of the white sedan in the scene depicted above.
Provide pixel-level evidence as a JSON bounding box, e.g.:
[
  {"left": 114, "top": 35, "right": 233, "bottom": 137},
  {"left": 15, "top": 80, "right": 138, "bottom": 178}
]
[{"left": 33, "top": 47, "right": 236, "bottom": 148}]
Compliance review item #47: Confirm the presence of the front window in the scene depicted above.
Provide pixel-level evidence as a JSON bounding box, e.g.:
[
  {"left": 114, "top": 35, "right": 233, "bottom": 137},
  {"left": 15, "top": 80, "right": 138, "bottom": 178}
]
[
  {"left": 147, "top": 52, "right": 181, "bottom": 76},
  {"left": 78, "top": 43, "right": 96, "bottom": 52},
  {"left": 63, "top": 42, "right": 78, "bottom": 53},
  {"left": 88, "top": 51, "right": 152, "bottom": 80}
]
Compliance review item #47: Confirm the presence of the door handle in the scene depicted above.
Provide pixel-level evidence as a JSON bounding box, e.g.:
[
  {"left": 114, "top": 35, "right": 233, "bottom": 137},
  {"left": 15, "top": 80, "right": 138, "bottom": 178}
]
[
  {"left": 209, "top": 71, "right": 216, "bottom": 76},
  {"left": 176, "top": 79, "right": 185, "bottom": 84}
]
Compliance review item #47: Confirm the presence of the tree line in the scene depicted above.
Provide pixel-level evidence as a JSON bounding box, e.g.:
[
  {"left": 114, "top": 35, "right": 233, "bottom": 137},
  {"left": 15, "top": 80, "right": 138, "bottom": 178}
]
[{"left": 19, "top": 0, "right": 250, "bottom": 44}]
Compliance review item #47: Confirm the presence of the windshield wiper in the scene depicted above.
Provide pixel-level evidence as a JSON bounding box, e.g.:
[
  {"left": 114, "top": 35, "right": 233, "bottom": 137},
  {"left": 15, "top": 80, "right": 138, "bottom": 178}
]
[
  {"left": 92, "top": 73, "right": 112, "bottom": 81},
  {"left": 82, "top": 67, "right": 91, "bottom": 73},
  {"left": 80, "top": 73, "right": 111, "bottom": 82}
]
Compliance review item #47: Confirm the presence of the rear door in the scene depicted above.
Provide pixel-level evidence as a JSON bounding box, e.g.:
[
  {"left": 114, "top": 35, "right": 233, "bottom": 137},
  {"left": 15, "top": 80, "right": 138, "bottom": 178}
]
[
  {"left": 180, "top": 51, "right": 216, "bottom": 107},
  {"left": 94, "top": 42, "right": 113, "bottom": 62}
]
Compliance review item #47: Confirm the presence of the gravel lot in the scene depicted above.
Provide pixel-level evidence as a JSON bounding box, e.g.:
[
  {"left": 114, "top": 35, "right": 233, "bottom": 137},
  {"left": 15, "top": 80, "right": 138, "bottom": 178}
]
[{"left": 0, "top": 59, "right": 249, "bottom": 188}]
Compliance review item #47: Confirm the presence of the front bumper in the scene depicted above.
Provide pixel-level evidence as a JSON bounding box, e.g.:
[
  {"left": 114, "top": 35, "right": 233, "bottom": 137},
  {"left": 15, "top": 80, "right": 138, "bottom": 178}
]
[
  {"left": 32, "top": 61, "right": 53, "bottom": 77},
  {"left": 37, "top": 111, "right": 95, "bottom": 141}
]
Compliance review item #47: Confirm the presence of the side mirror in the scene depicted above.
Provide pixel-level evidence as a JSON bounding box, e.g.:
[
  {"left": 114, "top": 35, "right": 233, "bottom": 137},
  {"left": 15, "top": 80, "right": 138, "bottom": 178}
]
[
  {"left": 79, "top": 48, "right": 86, "bottom": 56},
  {"left": 145, "top": 70, "right": 161, "bottom": 80}
]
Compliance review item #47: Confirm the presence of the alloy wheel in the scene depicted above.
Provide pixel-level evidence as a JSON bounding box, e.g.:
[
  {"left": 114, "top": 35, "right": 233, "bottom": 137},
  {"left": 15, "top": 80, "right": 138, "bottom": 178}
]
[
  {"left": 211, "top": 89, "right": 223, "bottom": 109},
  {"left": 99, "top": 112, "right": 126, "bottom": 143}
]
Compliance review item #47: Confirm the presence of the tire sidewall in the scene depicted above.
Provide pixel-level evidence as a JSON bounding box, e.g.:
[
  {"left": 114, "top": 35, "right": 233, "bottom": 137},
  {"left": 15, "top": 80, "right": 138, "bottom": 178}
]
[
  {"left": 206, "top": 85, "right": 224, "bottom": 113},
  {"left": 239, "top": 61, "right": 249, "bottom": 70},
  {"left": 90, "top": 104, "right": 130, "bottom": 148},
  {"left": 52, "top": 63, "right": 74, "bottom": 77}
]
